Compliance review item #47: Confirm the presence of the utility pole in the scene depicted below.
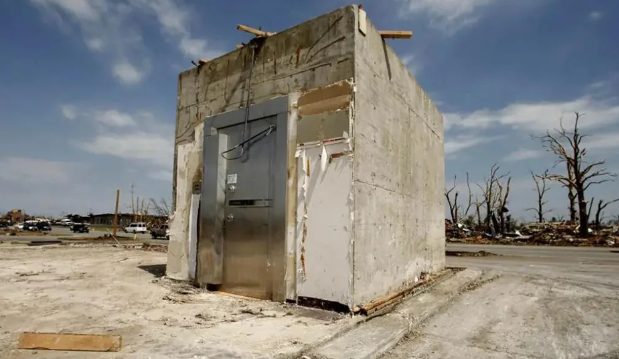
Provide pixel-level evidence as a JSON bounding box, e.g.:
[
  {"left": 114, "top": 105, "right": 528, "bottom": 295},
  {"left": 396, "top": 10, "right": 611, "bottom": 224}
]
[{"left": 112, "top": 189, "right": 120, "bottom": 237}]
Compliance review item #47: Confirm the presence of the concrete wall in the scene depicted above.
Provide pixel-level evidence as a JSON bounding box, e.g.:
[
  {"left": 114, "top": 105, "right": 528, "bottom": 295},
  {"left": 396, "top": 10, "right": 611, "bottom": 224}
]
[
  {"left": 168, "top": 5, "right": 357, "bottom": 281},
  {"left": 351, "top": 10, "right": 445, "bottom": 306}
]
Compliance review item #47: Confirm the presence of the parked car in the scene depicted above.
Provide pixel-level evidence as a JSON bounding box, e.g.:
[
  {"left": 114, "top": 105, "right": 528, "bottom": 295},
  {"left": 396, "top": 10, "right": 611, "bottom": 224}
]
[
  {"left": 23, "top": 221, "right": 38, "bottom": 231},
  {"left": 71, "top": 223, "right": 90, "bottom": 233},
  {"left": 15, "top": 223, "right": 24, "bottom": 230},
  {"left": 0, "top": 221, "right": 9, "bottom": 228},
  {"left": 36, "top": 221, "right": 52, "bottom": 231},
  {"left": 150, "top": 224, "right": 169, "bottom": 239},
  {"left": 124, "top": 222, "right": 147, "bottom": 234},
  {"left": 59, "top": 219, "right": 73, "bottom": 226}
]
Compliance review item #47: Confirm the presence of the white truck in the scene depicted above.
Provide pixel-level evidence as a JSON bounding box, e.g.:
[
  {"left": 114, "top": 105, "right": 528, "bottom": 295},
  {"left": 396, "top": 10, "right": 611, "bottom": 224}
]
[{"left": 124, "top": 222, "right": 147, "bottom": 234}]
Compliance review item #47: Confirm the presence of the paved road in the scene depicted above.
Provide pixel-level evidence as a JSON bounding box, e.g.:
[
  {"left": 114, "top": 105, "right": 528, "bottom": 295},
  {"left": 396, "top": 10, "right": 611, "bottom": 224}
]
[
  {"left": 386, "top": 244, "right": 619, "bottom": 359},
  {"left": 0, "top": 226, "right": 153, "bottom": 241}
]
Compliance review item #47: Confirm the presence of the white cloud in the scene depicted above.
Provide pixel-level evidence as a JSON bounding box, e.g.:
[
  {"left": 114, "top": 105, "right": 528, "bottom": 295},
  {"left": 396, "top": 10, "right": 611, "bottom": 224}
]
[
  {"left": 130, "top": 0, "right": 219, "bottom": 59},
  {"left": 29, "top": 0, "right": 218, "bottom": 83},
  {"left": 0, "top": 157, "right": 79, "bottom": 184},
  {"left": 400, "top": 54, "right": 422, "bottom": 76},
  {"left": 585, "top": 132, "right": 619, "bottom": 151},
  {"left": 445, "top": 134, "right": 498, "bottom": 155},
  {"left": 589, "top": 11, "right": 603, "bottom": 21},
  {"left": 95, "top": 109, "right": 136, "bottom": 127},
  {"left": 61, "top": 104, "right": 77, "bottom": 120},
  {"left": 85, "top": 37, "right": 104, "bottom": 51},
  {"left": 112, "top": 62, "right": 145, "bottom": 85},
  {"left": 77, "top": 132, "right": 173, "bottom": 168},
  {"left": 445, "top": 96, "right": 619, "bottom": 133},
  {"left": 179, "top": 37, "right": 208, "bottom": 59},
  {"left": 30, "top": 0, "right": 107, "bottom": 22},
  {"left": 503, "top": 148, "right": 541, "bottom": 162},
  {"left": 399, "top": 0, "right": 499, "bottom": 32}
]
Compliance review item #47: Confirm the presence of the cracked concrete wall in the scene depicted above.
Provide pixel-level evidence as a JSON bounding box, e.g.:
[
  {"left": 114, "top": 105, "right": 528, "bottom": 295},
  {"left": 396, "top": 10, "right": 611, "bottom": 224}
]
[
  {"left": 167, "top": 123, "right": 204, "bottom": 280},
  {"left": 351, "top": 10, "right": 445, "bottom": 306},
  {"left": 167, "top": 6, "right": 357, "bottom": 281}
]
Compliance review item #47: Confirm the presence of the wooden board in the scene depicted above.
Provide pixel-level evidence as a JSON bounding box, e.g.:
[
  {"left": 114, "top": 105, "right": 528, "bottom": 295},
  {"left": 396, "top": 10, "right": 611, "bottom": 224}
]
[
  {"left": 379, "top": 30, "right": 413, "bottom": 39},
  {"left": 236, "top": 24, "right": 275, "bottom": 37},
  {"left": 18, "top": 333, "right": 122, "bottom": 352}
]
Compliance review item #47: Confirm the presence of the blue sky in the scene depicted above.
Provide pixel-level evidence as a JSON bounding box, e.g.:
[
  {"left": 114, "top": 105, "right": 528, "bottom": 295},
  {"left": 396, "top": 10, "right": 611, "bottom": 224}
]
[{"left": 0, "top": 0, "right": 618, "bottom": 221}]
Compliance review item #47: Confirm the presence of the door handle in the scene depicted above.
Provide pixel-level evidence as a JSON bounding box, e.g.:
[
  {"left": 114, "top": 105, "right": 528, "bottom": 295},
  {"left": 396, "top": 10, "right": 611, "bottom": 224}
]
[{"left": 226, "top": 214, "right": 234, "bottom": 222}]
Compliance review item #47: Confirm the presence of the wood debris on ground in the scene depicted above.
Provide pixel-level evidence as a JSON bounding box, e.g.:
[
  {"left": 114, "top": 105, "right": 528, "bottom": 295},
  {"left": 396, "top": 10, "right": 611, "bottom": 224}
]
[{"left": 18, "top": 332, "right": 122, "bottom": 352}]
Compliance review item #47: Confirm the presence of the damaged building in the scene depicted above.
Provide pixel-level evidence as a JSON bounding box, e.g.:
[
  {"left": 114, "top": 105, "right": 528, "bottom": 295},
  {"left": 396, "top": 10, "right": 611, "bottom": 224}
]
[{"left": 166, "top": 5, "right": 445, "bottom": 311}]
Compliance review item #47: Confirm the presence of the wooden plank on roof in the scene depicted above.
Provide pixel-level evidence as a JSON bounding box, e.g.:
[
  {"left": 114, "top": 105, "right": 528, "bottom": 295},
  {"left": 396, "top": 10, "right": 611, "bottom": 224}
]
[
  {"left": 379, "top": 31, "right": 413, "bottom": 39},
  {"left": 236, "top": 24, "right": 276, "bottom": 37}
]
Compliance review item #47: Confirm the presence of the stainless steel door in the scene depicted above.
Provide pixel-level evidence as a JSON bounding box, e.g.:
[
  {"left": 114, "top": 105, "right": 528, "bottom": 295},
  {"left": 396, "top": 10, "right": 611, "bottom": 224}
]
[
  {"left": 219, "top": 118, "right": 275, "bottom": 299},
  {"left": 199, "top": 96, "right": 289, "bottom": 302}
]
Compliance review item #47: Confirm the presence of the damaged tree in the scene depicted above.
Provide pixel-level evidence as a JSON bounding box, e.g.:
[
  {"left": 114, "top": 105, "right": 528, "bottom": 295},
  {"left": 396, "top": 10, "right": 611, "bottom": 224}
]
[
  {"left": 477, "top": 164, "right": 508, "bottom": 234},
  {"left": 527, "top": 170, "right": 551, "bottom": 223},
  {"left": 495, "top": 176, "right": 512, "bottom": 235},
  {"left": 463, "top": 172, "right": 474, "bottom": 220},
  {"left": 540, "top": 112, "right": 617, "bottom": 236},
  {"left": 444, "top": 175, "right": 459, "bottom": 224},
  {"left": 149, "top": 197, "right": 171, "bottom": 217},
  {"left": 594, "top": 198, "right": 619, "bottom": 231}
]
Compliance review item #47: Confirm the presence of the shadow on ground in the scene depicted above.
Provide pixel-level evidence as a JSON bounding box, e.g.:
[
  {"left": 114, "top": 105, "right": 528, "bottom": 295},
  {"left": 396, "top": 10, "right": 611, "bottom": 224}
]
[{"left": 138, "top": 264, "right": 167, "bottom": 278}]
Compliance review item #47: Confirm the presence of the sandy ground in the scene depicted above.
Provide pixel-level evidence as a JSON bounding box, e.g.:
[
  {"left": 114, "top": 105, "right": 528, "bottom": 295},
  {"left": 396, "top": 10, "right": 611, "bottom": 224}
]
[
  {"left": 0, "top": 245, "right": 347, "bottom": 359},
  {"left": 385, "top": 246, "right": 619, "bottom": 359}
]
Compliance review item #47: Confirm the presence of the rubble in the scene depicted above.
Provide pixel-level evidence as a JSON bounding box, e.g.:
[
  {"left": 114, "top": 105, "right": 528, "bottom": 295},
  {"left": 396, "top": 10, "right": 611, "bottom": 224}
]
[{"left": 447, "top": 221, "right": 619, "bottom": 247}]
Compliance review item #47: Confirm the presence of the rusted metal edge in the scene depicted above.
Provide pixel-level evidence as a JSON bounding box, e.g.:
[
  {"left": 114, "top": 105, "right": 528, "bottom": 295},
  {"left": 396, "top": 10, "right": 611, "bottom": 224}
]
[{"left": 353, "top": 269, "right": 453, "bottom": 315}]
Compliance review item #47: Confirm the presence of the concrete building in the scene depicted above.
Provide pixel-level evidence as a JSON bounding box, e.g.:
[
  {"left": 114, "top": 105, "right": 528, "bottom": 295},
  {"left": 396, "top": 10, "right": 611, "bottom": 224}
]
[{"left": 167, "top": 5, "right": 444, "bottom": 311}]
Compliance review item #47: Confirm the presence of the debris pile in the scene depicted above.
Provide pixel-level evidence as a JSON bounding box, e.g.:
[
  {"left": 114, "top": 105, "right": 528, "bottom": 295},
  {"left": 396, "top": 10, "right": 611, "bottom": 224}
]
[{"left": 447, "top": 221, "right": 619, "bottom": 247}]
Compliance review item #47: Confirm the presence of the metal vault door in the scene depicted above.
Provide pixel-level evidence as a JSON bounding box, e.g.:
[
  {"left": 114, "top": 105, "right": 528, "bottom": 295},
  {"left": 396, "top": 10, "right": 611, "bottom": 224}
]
[{"left": 199, "top": 97, "right": 288, "bottom": 301}]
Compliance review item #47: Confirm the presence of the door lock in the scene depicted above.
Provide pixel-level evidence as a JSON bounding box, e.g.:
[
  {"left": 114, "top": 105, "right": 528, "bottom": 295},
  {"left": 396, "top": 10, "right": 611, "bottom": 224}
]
[
  {"left": 227, "top": 185, "right": 236, "bottom": 193},
  {"left": 226, "top": 214, "right": 234, "bottom": 222}
]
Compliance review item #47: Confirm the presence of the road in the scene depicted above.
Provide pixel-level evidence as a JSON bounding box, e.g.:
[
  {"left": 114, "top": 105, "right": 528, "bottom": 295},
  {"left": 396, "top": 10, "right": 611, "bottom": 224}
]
[
  {"left": 0, "top": 226, "right": 162, "bottom": 244},
  {"left": 385, "top": 244, "right": 619, "bottom": 359}
]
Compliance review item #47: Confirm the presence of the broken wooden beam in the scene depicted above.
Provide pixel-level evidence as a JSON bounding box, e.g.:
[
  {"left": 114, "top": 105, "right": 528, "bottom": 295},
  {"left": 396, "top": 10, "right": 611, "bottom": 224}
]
[
  {"left": 236, "top": 24, "right": 276, "bottom": 37},
  {"left": 18, "top": 332, "right": 122, "bottom": 352},
  {"left": 379, "top": 30, "right": 413, "bottom": 39}
]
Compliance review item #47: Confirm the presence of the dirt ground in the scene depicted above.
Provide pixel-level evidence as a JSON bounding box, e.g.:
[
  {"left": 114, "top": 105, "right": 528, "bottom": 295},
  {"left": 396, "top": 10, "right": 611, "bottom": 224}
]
[{"left": 0, "top": 245, "right": 348, "bottom": 359}]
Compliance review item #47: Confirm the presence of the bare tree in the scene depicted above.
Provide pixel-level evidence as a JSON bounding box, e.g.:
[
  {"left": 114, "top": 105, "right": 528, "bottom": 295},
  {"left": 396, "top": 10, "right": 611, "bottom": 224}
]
[
  {"left": 463, "top": 172, "right": 474, "bottom": 219},
  {"left": 594, "top": 199, "right": 619, "bottom": 231},
  {"left": 587, "top": 197, "right": 596, "bottom": 224},
  {"left": 445, "top": 175, "right": 459, "bottom": 224},
  {"left": 150, "top": 198, "right": 171, "bottom": 217},
  {"left": 527, "top": 170, "right": 551, "bottom": 223},
  {"left": 495, "top": 176, "right": 512, "bottom": 235},
  {"left": 566, "top": 162, "right": 577, "bottom": 222},
  {"left": 474, "top": 199, "right": 483, "bottom": 229},
  {"left": 540, "top": 112, "right": 617, "bottom": 236},
  {"left": 477, "top": 164, "right": 504, "bottom": 232}
]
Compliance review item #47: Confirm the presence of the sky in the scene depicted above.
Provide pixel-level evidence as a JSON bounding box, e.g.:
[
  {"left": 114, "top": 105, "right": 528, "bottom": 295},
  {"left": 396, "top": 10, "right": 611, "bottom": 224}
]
[{"left": 0, "top": 0, "right": 618, "bottom": 221}]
